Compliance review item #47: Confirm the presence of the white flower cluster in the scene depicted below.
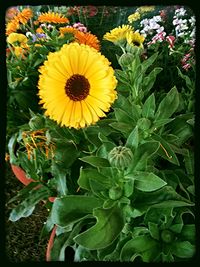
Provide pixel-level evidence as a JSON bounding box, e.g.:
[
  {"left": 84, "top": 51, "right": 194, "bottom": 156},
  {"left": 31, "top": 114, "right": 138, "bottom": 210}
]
[
  {"left": 172, "top": 7, "right": 195, "bottom": 45},
  {"left": 140, "top": 15, "right": 164, "bottom": 37}
]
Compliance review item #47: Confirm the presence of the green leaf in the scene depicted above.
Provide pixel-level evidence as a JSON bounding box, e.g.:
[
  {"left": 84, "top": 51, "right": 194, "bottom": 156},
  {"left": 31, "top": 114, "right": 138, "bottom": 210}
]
[
  {"left": 155, "top": 87, "right": 179, "bottom": 120},
  {"left": 151, "top": 200, "right": 194, "bottom": 209},
  {"left": 51, "top": 196, "right": 103, "bottom": 227},
  {"left": 109, "top": 122, "right": 133, "bottom": 134},
  {"left": 152, "top": 118, "right": 174, "bottom": 129},
  {"left": 78, "top": 168, "right": 111, "bottom": 191},
  {"left": 79, "top": 156, "right": 110, "bottom": 168},
  {"left": 9, "top": 186, "right": 50, "bottom": 221},
  {"left": 74, "top": 205, "right": 124, "bottom": 250},
  {"left": 125, "top": 126, "right": 139, "bottom": 151},
  {"left": 152, "top": 133, "right": 180, "bottom": 165},
  {"left": 126, "top": 172, "right": 167, "bottom": 192},
  {"left": 120, "top": 235, "right": 159, "bottom": 262},
  {"left": 96, "top": 141, "right": 115, "bottom": 159},
  {"left": 181, "top": 225, "right": 196, "bottom": 243},
  {"left": 51, "top": 164, "right": 68, "bottom": 196},
  {"left": 114, "top": 108, "right": 133, "bottom": 123},
  {"left": 142, "top": 93, "right": 156, "bottom": 120},
  {"left": 148, "top": 222, "right": 160, "bottom": 240},
  {"left": 141, "top": 52, "right": 159, "bottom": 72},
  {"left": 128, "top": 141, "right": 160, "bottom": 172},
  {"left": 171, "top": 241, "right": 195, "bottom": 258}
]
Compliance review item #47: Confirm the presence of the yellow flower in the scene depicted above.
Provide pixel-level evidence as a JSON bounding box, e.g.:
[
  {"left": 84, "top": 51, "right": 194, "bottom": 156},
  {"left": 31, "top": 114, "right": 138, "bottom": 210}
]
[
  {"left": 74, "top": 31, "right": 100, "bottom": 51},
  {"left": 59, "top": 26, "right": 78, "bottom": 37},
  {"left": 38, "top": 43, "right": 117, "bottom": 129},
  {"left": 128, "top": 12, "right": 141, "bottom": 23},
  {"left": 103, "top": 25, "right": 133, "bottom": 45},
  {"left": 136, "top": 6, "right": 155, "bottom": 14},
  {"left": 37, "top": 12, "right": 69, "bottom": 24},
  {"left": 126, "top": 31, "right": 145, "bottom": 48},
  {"left": 7, "top": 32, "right": 28, "bottom": 46}
]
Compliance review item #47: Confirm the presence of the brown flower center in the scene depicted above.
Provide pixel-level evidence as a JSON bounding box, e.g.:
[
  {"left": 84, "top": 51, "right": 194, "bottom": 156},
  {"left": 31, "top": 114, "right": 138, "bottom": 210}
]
[
  {"left": 133, "top": 41, "right": 140, "bottom": 46},
  {"left": 65, "top": 74, "right": 90, "bottom": 101}
]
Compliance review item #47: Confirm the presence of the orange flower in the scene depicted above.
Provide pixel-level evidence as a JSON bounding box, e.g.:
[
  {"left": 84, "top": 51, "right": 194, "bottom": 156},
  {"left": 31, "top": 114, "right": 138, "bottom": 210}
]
[
  {"left": 36, "top": 27, "right": 44, "bottom": 33},
  {"left": 16, "top": 8, "right": 33, "bottom": 24},
  {"left": 6, "top": 20, "right": 20, "bottom": 35},
  {"left": 74, "top": 31, "right": 100, "bottom": 51},
  {"left": 37, "top": 12, "right": 69, "bottom": 24},
  {"left": 5, "top": 8, "right": 33, "bottom": 35}
]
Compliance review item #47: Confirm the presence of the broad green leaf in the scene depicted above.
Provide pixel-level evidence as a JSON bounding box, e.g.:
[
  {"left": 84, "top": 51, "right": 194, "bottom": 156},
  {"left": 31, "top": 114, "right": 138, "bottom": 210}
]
[
  {"left": 74, "top": 205, "right": 124, "bottom": 250},
  {"left": 148, "top": 222, "right": 160, "bottom": 240},
  {"left": 109, "top": 122, "right": 133, "bottom": 134},
  {"left": 126, "top": 172, "right": 167, "bottom": 192},
  {"left": 177, "top": 67, "right": 193, "bottom": 89},
  {"left": 78, "top": 168, "right": 111, "bottom": 191},
  {"left": 152, "top": 133, "right": 180, "bottom": 165},
  {"left": 51, "top": 164, "right": 68, "bottom": 196},
  {"left": 142, "top": 93, "right": 155, "bottom": 120},
  {"left": 171, "top": 241, "right": 195, "bottom": 258},
  {"left": 155, "top": 87, "right": 179, "bottom": 120},
  {"left": 114, "top": 108, "right": 134, "bottom": 123},
  {"left": 120, "top": 235, "right": 159, "bottom": 262},
  {"left": 9, "top": 186, "right": 50, "bottom": 221},
  {"left": 128, "top": 141, "right": 160, "bottom": 172},
  {"left": 181, "top": 224, "right": 196, "bottom": 243},
  {"left": 141, "top": 52, "right": 159, "bottom": 72},
  {"left": 96, "top": 141, "right": 115, "bottom": 159},
  {"left": 152, "top": 118, "right": 174, "bottom": 129},
  {"left": 125, "top": 126, "right": 139, "bottom": 151},
  {"left": 79, "top": 156, "right": 110, "bottom": 168},
  {"left": 51, "top": 196, "right": 103, "bottom": 227}
]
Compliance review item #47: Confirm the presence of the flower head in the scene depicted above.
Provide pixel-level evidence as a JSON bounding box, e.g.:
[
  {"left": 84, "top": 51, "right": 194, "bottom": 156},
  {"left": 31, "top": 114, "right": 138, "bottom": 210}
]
[
  {"left": 37, "top": 12, "right": 69, "bottom": 24},
  {"left": 38, "top": 43, "right": 117, "bottom": 129},
  {"left": 128, "top": 12, "right": 140, "bottom": 23},
  {"left": 136, "top": 5, "right": 155, "bottom": 14},
  {"left": 126, "top": 31, "right": 145, "bottom": 48},
  {"left": 103, "top": 25, "right": 134, "bottom": 45},
  {"left": 7, "top": 32, "right": 28, "bottom": 45},
  {"left": 74, "top": 31, "right": 100, "bottom": 51},
  {"left": 15, "top": 8, "right": 33, "bottom": 24}
]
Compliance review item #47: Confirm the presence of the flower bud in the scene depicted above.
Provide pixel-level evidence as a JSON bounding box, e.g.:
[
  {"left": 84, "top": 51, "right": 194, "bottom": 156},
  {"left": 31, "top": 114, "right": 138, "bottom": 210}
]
[
  {"left": 108, "top": 146, "right": 133, "bottom": 169},
  {"left": 161, "top": 229, "right": 174, "bottom": 243},
  {"left": 119, "top": 53, "right": 134, "bottom": 67},
  {"left": 109, "top": 185, "right": 123, "bottom": 200}
]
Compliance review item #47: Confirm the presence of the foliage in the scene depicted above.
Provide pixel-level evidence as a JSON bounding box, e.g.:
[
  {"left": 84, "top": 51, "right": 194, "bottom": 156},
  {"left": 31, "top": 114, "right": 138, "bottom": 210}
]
[{"left": 6, "top": 5, "right": 195, "bottom": 263}]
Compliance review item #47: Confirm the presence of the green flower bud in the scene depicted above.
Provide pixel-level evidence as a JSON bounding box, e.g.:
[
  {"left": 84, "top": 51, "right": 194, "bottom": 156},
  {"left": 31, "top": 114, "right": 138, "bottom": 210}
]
[
  {"left": 119, "top": 53, "right": 134, "bottom": 67},
  {"left": 108, "top": 146, "right": 133, "bottom": 170},
  {"left": 109, "top": 185, "right": 123, "bottom": 200},
  {"left": 28, "top": 115, "right": 45, "bottom": 130},
  {"left": 161, "top": 229, "right": 174, "bottom": 243}
]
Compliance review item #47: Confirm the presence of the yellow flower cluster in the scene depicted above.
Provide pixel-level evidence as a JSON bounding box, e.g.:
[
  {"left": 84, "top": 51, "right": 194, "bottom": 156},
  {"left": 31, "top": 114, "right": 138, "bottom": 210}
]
[
  {"left": 128, "top": 6, "right": 155, "bottom": 24},
  {"left": 7, "top": 32, "right": 29, "bottom": 57},
  {"left": 128, "top": 12, "right": 140, "bottom": 23}
]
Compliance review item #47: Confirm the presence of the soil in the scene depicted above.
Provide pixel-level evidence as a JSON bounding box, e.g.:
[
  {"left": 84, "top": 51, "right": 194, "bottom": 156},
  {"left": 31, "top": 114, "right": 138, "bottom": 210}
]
[{"left": 4, "top": 162, "right": 49, "bottom": 262}]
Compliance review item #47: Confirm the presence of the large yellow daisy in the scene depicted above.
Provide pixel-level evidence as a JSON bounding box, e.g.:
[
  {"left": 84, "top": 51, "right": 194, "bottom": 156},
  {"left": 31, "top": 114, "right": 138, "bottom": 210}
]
[
  {"left": 37, "top": 12, "right": 69, "bottom": 24},
  {"left": 103, "top": 25, "right": 133, "bottom": 44},
  {"left": 38, "top": 43, "right": 117, "bottom": 129}
]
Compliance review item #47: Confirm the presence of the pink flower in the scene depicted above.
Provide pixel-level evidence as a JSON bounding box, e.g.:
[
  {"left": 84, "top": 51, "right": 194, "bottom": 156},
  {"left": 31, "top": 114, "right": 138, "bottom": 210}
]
[
  {"left": 182, "top": 63, "right": 191, "bottom": 71},
  {"left": 166, "top": 35, "right": 175, "bottom": 48}
]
